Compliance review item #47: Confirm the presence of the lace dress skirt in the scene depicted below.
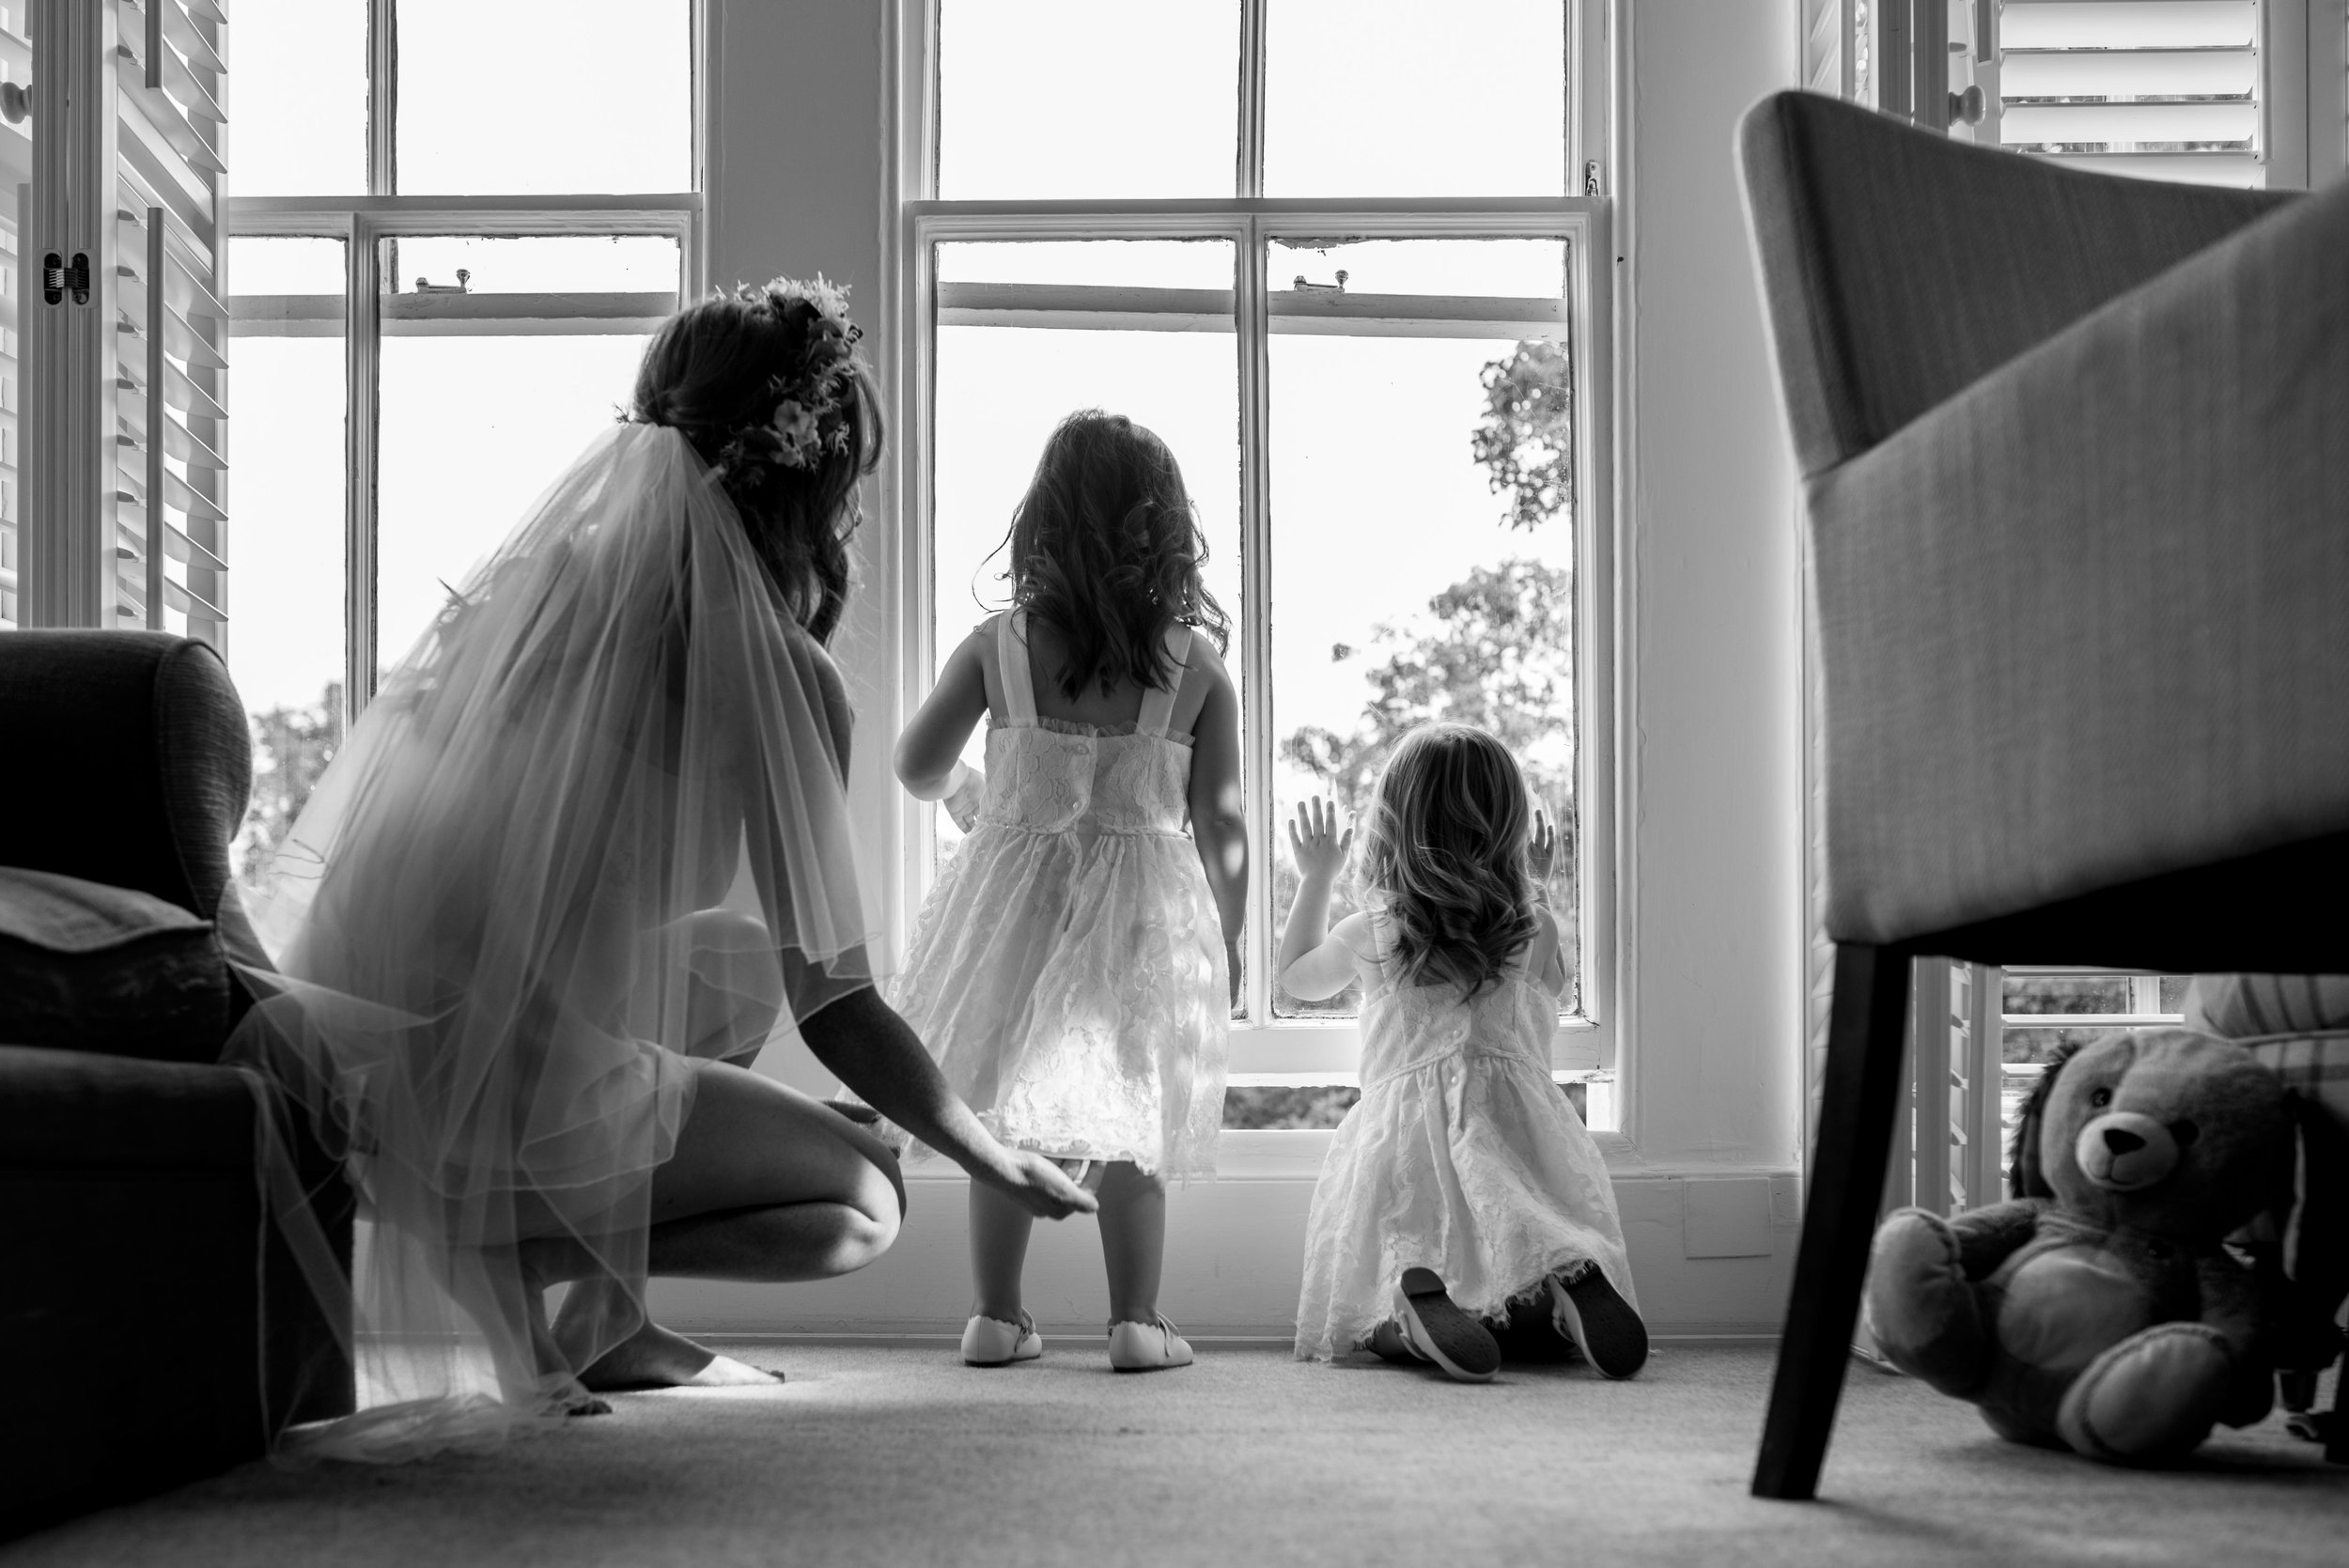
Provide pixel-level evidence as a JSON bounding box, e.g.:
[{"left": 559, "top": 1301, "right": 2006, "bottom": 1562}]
[{"left": 1294, "top": 974, "right": 1632, "bottom": 1359}]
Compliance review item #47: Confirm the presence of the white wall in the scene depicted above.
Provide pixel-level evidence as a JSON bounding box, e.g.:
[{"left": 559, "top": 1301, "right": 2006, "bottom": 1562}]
[
  {"left": 661, "top": 0, "right": 1809, "bottom": 1340},
  {"left": 701, "top": 0, "right": 897, "bottom": 993},
  {"left": 1613, "top": 0, "right": 1805, "bottom": 1175}
]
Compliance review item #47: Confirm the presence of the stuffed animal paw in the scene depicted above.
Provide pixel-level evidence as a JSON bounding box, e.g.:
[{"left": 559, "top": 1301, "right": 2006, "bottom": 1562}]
[
  {"left": 1865, "top": 1208, "right": 1993, "bottom": 1397},
  {"left": 2056, "top": 1322, "right": 2242, "bottom": 1465}
]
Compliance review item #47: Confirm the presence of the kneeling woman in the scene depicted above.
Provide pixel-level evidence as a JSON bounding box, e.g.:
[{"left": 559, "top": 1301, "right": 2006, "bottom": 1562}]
[{"left": 233, "top": 280, "right": 1093, "bottom": 1460}]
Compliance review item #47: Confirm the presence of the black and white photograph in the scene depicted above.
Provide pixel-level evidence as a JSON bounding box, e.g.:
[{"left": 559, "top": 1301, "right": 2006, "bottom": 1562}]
[{"left": 0, "top": 2, "right": 2342, "bottom": 1563}]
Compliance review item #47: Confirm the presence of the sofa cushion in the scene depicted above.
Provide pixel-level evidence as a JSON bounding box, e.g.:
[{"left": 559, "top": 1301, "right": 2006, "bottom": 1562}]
[{"left": 0, "top": 867, "right": 230, "bottom": 1063}]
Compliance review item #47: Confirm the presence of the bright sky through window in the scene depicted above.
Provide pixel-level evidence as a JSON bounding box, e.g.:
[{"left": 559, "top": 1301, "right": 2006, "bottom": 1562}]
[
  {"left": 224, "top": 3, "right": 692, "bottom": 714},
  {"left": 927, "top": 3, "right": 1588, "bottom": 1041}
]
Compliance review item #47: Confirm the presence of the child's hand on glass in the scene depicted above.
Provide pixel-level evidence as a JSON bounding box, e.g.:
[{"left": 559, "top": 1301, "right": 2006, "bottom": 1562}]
[
  {"left": 1287, "top": 796, "right": 1353, "bottom": 881},
  {"left": 1528, "top": 805, "right": 1557, "bottom": 890}
]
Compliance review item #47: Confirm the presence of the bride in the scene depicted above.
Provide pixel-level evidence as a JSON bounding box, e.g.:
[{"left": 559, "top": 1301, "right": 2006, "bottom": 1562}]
[{"left": 231, "top": 277, "right": 1095, "bottom": 1459}]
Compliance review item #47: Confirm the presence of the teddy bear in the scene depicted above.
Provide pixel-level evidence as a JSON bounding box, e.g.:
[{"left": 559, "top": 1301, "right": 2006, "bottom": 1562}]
[{"left": 1862, "top": 1026, "right": 2295, "bottom": 1465}]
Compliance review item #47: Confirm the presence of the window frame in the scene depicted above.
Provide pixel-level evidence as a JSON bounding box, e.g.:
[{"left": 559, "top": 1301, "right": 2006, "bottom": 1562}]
[
  {"left": 223, "top": 5, "right": 705, "bottom": 726},
  {"left": 888, "top": 2, "right": 1617, "bottom": 1091}
]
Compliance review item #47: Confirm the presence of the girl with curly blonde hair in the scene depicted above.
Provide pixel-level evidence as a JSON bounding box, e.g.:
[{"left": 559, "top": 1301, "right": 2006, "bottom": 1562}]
[{"left": 1280, "top": 722, "right": 1644, "bottom": 1382}]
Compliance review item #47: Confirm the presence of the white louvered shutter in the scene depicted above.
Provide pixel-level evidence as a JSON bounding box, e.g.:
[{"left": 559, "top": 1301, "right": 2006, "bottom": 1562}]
[
  {"left": 2, "top": 6, "right": 28, "bottom": 629},
  {"left": 16, "top": 0, "right": 227, "bottom": 643},
  {"left": 1992, "top": 0, "right": 2270, "bottom": 187}
]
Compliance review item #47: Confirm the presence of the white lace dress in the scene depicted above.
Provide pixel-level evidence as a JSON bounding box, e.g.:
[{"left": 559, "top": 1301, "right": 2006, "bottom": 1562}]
[
  {"left": 888, "top": 611, "right": 1228, "bottom": 1177},
  {"left": 1294, "top": 912, "right": 1633, "bottom": 1359}
]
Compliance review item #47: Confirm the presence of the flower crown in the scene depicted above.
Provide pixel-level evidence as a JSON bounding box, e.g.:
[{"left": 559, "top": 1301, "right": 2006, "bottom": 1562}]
[{"left": 710, "top": 274, "right": 865, "bottom": 485}]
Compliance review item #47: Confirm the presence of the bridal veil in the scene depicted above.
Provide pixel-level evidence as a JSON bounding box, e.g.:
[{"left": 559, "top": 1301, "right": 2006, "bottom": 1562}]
[{"left": 227, "top": 420, "right": 875, "bottom": 1459}]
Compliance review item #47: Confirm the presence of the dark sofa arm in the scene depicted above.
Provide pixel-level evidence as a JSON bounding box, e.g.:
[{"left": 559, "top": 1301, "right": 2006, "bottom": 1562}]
[{"left": 0, "top": 632, "right": 253, "bottom": 932}]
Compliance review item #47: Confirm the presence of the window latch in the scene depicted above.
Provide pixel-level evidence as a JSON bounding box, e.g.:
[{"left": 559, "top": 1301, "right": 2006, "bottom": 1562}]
[{"left": 41, "top": 252, "right": 91, "bottom": 306}]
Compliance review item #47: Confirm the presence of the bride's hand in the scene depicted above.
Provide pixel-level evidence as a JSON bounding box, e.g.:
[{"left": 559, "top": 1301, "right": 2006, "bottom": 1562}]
[{"left": 977, "top": 1148, "right": 1100, "bottom": 1219}]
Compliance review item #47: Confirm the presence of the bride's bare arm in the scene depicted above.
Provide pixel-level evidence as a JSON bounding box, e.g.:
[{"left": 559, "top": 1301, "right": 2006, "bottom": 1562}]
[{"left": 796, "top": 986, "right": 1097, "bottom": 1219}]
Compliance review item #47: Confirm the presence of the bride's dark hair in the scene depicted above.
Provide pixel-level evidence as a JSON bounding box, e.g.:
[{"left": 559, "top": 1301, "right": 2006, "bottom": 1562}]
[{"left": 630, "top": 282, "right": 883, "bottom": 644}]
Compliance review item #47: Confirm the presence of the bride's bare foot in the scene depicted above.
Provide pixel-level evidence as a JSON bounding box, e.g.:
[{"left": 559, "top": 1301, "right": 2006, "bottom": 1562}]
[{"left": 578, "top": 1320, "right": 786, "bottom": 1390}]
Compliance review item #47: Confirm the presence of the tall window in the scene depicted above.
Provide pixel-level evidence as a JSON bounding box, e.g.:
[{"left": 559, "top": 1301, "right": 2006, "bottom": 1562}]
[
  {"left": 224, "top": 0, "right": 697, "bottom": 897},
  {"left": 902, "top": 2, "right": 1614, "bottom": 1126}
]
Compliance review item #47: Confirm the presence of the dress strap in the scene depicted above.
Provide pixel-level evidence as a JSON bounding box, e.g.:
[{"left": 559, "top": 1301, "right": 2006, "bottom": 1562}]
[
  {"left": 1135, "top": 623, "right": 1192, "bottom": 737},
  {"left": 997, "top": 610, "right": 1040, "bottom": 724}
]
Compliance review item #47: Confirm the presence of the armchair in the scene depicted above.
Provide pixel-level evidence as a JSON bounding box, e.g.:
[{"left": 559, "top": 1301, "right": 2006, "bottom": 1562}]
[
  {"left": 1735, "top": 91, "right": 2349, "bottom": 1498},
  {"left": 0, "top": 631, "right": 352, "bottom": 1538}
]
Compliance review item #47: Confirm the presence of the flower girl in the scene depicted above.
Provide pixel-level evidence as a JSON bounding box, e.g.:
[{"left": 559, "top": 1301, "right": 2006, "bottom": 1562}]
[
  {"left": 1282, "top": 723, "right": 1645, "bottom": 1383},
  {"left": 886, "top": 411, "right": 1247, "bottom": 1371}
]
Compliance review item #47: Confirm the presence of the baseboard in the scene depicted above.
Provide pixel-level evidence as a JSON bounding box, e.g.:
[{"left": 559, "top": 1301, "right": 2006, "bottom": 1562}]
[{"left": 653, "top": 1167, "right": 1804, "bottom": 1340}]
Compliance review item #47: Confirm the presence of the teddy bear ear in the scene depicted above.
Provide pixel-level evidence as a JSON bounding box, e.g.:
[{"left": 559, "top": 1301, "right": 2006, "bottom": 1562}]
[{"left": 2009, "top": 1039, "right": 2083, "bottom": 1199}]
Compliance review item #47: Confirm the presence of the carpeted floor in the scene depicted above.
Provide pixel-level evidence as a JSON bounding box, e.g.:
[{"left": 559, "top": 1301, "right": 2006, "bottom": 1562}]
[{"left": 7, "top": 1343, "right": 2343, "bottom": 1567}]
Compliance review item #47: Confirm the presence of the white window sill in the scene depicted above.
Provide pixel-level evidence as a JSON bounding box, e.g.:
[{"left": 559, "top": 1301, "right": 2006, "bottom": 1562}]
[
  {"left": 1224, "top": 1019, "right": 1610, "bottom": 1076},
  {"left": 901, "top": 1126, "right": 1642, "bottom": 1183}
]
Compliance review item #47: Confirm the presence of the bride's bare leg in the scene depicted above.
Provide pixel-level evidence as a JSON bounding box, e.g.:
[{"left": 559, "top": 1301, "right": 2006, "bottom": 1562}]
[{"left": 550, "top": 1060, "right": 905, "bottom": 1389}]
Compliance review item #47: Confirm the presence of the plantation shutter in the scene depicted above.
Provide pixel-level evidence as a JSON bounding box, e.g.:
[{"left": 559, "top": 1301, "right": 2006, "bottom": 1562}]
[
  {"left": 2, "top": 10, "right": 27, "bottom": 629},
  {"left": 17, "top": 0, "right": 227, "bottom": 642},
  {"left": 1991, "top": 0, "right": 2270, "bottom": 187}
]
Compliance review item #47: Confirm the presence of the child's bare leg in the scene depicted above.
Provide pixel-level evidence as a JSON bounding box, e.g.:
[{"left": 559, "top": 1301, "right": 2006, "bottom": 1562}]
[
  {"left": 1097, "top": 1161, "right": 1167, "bottom": 1324},
  {"left": 969, "top": 1174, "right": 1037, "bottom": 1322}
]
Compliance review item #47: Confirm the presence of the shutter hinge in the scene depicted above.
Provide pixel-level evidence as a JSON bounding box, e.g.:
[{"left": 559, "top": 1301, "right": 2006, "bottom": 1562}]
[{"left": 40, "top": 253, "right": 92, "bottom": 306}]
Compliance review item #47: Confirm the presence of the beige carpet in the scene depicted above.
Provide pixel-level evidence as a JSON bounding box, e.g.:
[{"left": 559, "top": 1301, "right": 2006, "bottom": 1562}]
[{"left": 8, "top": 1343, "right": 2343, "bottom": 1567}]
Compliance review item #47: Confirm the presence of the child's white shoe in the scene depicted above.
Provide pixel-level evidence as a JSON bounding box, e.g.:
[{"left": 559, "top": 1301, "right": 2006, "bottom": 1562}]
[
  {"left": 1107, "top": 1314, "right": 1194, "bottom": 1373},
  {"left": 961, "top": 1311, "right": 1043, "bottom": 1366}
]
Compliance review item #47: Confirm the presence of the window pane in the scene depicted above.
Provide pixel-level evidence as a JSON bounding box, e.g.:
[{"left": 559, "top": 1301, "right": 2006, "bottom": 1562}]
[
  {"left": 930, "top": 241, "right": 1242, "bottom": 993},
  {"left": 374, "top": 236, "right": 677, "bottom": 675},
  {"left": 1267, "top": 244, "right": 1577, "bottom": 1021},
  {"left": 225, "top": 237, "right": 349, "bottom": 902},
  {"left": 1274, "top": 236, "right": 1567, "bottom": 300},
  {"left": 941, "top": 240, "right": 1234, "bottom": 292},
  {"left": 394, "top": 0, "right": 692, "bottom": 194},
  {"left": 939, "top": 0, "right": 1237, "bottom": 198},
  {"left": 1265, "top": 0, "right": 1567, "bottom": 197},
  {"left": 388, "top": 234, "right": 683, "bottom": 296},
  {"left": 230, "top": 0, "right": 368, "bottom": 196},
  {"left": 2002, "top": 974, "right": 2134, "bottom": 1017}
]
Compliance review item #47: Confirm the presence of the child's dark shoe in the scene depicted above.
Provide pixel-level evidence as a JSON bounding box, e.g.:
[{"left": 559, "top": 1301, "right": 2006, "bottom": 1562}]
[
  {"left": 1549, "top": 1261, "right": 1648, "bottom": 1378},
  {"left": 1396, "top": 1267, "right": 1501, "bottom": 1383}
]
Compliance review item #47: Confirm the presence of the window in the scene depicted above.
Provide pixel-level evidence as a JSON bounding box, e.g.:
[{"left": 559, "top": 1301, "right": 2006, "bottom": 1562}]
[
  {"left": 900, "top": 2, "right": 1615, "bottom": 1127},
  {"left": 1998, "top": 968, "right": 2192, "bottom": 1176},
  {"left": 224, "top": 0, "right": 697, "bottom": 896}
]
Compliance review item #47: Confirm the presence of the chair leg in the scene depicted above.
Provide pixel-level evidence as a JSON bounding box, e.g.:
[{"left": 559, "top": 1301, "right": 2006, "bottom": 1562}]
[{"left": 1752, "top": 941, "right": 1912, "bottom": 1500}]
